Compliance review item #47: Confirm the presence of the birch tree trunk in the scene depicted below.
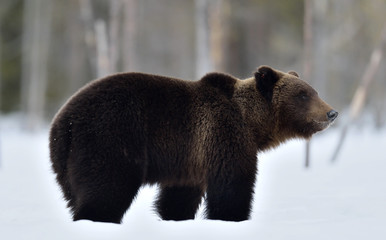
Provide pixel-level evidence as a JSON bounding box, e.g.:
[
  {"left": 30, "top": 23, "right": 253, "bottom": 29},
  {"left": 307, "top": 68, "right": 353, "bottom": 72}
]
[
  {"left": 21, "top": 0, "right": 52, "bottom": 130},
  {"left": 0, "top": 21, "right": 2, "bottom": 167},
  {"left": 209, "top": 0, "right": 227, "bottom": 72},
  {"left": 123, "top": 0, "right": 137, "bottom": 71},
  {"left": 67, "top": 0, "right": 85, "bottom": 93},
  {"left": 303, "top": 0, "right": 313, "bottom": 168},
  {"left": 109, "top": 0, "right": 122, "bottom": 73},
  {"left": 312, "top": 0, "right": 328, "bottom": 98},
  {"left": 0, "top": 29, "right": 2, "bottom": 114},
  {"left": 195, "top": 0, "right": 213, "bottom": 78},
  {"left": 79, "top": 0, "right": 97, "bottom": 78},
  {"left": 95, "top": 20, "right": 110, "bottom": 78}
]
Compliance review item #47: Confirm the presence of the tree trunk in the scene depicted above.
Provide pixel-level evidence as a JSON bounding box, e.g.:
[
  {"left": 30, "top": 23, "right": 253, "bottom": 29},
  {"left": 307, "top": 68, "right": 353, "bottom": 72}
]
[
  {"left": 303, "top": 0, "right": 313, "bottom": 168},
  {"left": 79, "top": 0, "right": 97, "bottom": 78},
  {"left": 0, "top": 28, "right": 2, "bottom": 114},
  {"left": 209, "top": 0, "right": 227, "bottom": 72},
  {"left": 68, "top": 0, "right": 86, "bottom": 93},
  {"left": 21, "top": 0, "right": 52, "bottom": 130},
  {"left": 109, "top": 0, "right": 122, "bottom": 73},
  {"left": 95, "top": 20, "right": 110, "bottom": 78},
  {"left": 122, "top": 0, "right": 137, "bottom": 71},
  {"left": 0, "top": 23, "right": 2, "bottom": 168},
  {"left": 195, "top": 0, "right": 213, "bottom": 78}
]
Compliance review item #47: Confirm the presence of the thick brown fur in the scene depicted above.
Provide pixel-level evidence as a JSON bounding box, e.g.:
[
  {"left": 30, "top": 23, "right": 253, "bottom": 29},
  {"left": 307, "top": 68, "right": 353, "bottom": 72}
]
[{"left": 49, "top": 66, "right": 337, "bottom": 223}]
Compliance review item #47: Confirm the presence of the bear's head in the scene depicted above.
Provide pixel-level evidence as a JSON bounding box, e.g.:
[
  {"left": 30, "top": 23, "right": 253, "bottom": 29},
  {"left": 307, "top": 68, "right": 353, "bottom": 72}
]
[{"left": 254, "top": 65, "right": 338, "bottom": 140}]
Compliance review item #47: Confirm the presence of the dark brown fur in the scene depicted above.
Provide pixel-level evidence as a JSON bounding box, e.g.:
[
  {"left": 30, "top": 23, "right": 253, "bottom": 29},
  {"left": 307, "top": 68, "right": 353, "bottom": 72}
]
[{"left": 49, "top": 66, "right": 337, "bottom": 223}]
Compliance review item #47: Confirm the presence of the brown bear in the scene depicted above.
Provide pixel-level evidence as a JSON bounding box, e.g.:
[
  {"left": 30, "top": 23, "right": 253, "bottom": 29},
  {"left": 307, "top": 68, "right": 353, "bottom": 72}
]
[{"left": 49, "top": 65, "right": 338, "bottom": 223}]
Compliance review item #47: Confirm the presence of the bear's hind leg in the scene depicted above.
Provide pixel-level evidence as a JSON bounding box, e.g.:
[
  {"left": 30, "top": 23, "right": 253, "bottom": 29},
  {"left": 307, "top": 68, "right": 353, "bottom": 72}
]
[
  {"left": 71, "top": 157, "right": 144, "bottom": 224},
  {"left": 72, "top": 181, "right": 141, "bottom": 224},
  {"left": 155, "top": 185, "right": 204, "bottom": 220}
]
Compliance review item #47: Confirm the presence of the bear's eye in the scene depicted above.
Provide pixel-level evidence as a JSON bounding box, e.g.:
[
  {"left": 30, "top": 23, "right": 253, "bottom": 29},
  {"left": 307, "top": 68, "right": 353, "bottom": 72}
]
[{"left": 297, "top": 91, "right": 309, "bottom": 101}]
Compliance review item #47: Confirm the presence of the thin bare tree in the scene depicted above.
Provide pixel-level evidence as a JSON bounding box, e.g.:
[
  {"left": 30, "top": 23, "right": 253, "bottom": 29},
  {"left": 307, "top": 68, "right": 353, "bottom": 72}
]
[
  {"left": 0, "top": 18, "right": 2, "bottom": 168},
  {"left": 95, "top": 20, "right": 110, "bottom": 78},
  {"left": 21, "top": 0, "right": 52, "bottom": 130},
  {"left": 123, "top": 0, "right": 137, "bottom": 71},
  {"left": 109, "top": 0, "right": 123, "bottom": 73},
  {"left": 331, "top": 24, "right": 386, "bottom": 162},
  {"left": 67, "top": 1, "right": 86, "bottom": 93},
  {"left": 83, "top": 0, "right": 124, "bottom": 78},
  {"left": 0, "top": 24, "right": 2, "bottom": 114},
  {"left": 79, "top": 0, "right": 97, "bottom": 78},
  {"left": 195, "top": 0, "right": 213, "bottom": 78},
  {"left": 209, "top": 0, "right": 228, "bottom": 72},
  {"left": 303, "top": 0, "right": 313, "bottom": 168}
]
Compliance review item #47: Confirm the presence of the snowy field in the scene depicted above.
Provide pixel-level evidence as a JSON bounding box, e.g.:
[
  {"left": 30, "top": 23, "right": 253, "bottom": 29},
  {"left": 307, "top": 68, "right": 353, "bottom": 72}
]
[{"left": 1, "top": 114, "right": 386, "bottom": 240}]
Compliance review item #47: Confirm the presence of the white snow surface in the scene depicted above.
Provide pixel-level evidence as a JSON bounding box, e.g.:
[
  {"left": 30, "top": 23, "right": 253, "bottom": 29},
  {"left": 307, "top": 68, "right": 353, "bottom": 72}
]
[{"left": 1, "top": 115, "right": 386, "bottom": 239}]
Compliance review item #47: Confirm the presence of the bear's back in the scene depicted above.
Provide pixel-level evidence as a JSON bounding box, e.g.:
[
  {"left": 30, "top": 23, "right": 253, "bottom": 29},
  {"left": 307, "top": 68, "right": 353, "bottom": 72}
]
[{"left": 59, "top": 73, "right": 196, "bottom": 123}]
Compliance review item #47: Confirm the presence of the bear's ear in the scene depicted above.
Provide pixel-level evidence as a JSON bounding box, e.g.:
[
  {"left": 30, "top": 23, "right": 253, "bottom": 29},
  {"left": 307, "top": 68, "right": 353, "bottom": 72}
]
[
  {"left": 288, "top": 71, "right": 299, "bottom": 77},
  {"left": 254, "top": 65, "right": 280, "bottom": 101}
]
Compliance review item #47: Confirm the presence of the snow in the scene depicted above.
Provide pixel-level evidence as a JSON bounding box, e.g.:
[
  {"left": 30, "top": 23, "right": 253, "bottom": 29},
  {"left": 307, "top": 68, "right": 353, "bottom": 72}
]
[{"left": 1, "top": 115, "right": 386, "bottom": 239}]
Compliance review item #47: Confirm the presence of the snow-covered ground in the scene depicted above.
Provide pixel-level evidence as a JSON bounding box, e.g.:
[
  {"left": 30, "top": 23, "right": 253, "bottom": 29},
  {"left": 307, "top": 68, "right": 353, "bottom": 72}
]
[{"left": 1, "top": 115, "right": 385, "bottom": 240}]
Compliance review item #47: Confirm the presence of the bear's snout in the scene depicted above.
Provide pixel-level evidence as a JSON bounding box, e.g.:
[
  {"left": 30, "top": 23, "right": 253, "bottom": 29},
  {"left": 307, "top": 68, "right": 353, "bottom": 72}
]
[{"left": 327, "top": 110, "right": 338, "bottom": 122}]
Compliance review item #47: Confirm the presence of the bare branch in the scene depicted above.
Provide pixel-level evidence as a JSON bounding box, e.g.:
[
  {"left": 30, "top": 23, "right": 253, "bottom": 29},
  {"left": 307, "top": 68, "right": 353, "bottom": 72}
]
[{"left": 331, "top": 24, "right": 386, "bottom": 162}]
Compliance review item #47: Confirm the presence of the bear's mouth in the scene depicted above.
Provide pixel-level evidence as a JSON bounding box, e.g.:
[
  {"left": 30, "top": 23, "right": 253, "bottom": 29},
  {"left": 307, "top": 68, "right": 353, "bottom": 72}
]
[{"left": 312, "top": 120, "right": 332, "bottom": 130}]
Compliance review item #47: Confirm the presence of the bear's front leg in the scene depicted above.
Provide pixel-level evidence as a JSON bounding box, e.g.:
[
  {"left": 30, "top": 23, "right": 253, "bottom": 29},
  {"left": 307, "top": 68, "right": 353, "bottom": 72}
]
[
  {"left": 155, "top": 185, "right": 205, "bottom": 220},
  {"left": 205, "top": 170, "right": 256, "bottom": 221}
]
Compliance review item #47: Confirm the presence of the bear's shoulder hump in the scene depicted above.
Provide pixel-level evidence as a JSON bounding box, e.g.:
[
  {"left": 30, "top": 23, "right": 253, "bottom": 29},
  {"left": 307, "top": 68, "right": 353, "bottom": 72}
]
[{"left": 200, "top": 72, "right": 237, "bottom": 99}]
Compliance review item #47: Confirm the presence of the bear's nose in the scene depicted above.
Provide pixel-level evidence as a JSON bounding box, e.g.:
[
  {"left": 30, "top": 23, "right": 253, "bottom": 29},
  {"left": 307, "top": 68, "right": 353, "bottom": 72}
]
[{"left": 327, "top": 110, "right": 338, "bottom": 122}]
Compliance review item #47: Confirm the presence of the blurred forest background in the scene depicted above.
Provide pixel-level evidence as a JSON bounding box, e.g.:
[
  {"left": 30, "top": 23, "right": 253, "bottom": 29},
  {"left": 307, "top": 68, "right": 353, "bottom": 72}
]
[{"left": 1, "top": 0, "right": 386, "bottom": 130}]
